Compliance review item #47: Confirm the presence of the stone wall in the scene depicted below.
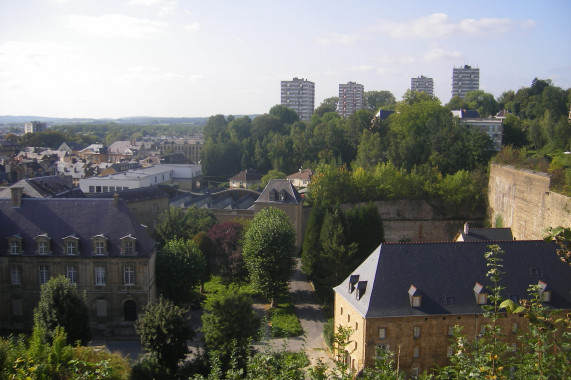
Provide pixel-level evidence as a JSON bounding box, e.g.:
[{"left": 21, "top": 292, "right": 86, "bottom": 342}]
[{"left": 488, "top": 163, "right": 571, "bottom": 240}]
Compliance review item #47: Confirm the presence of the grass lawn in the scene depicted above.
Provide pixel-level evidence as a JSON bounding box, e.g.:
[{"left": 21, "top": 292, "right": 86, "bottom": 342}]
[{"left": 269, "top": 297, "right": 303, "bottom": 338}]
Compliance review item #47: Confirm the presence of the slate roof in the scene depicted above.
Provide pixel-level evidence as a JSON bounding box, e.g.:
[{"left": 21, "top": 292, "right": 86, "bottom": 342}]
[
  {"left": 88, "top": 185, "right": 170, "bottom": 203},
  {"left": 334, "top": 241, "right": 571, "bottom": 319},
  {"left": 457, "top": 227, "right": 513, "bottom": 242},
  {"left": 287, "top": 169, "right": 313, "bottom": 181},
  {"left": 229, "top": 169, "right": 263, "bottom": 182},
  {"left": 0, "top": 176, "right": 81, "bottom": 199},
  {"left": 255, "top": 179, "right": 302, "bottom": 204},
  {"left": 0, "top": 197, "right": 155, "bottom": 257}
]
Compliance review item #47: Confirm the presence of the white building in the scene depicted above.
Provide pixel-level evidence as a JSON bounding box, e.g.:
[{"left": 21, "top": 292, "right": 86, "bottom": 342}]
[{"left": 79, "top": 164, "right": 202, "bottom": 194}]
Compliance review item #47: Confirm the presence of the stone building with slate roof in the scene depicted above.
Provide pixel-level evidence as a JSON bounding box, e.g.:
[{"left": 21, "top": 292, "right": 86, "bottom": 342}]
[
  {"left": 254, "top": 179, "right": 304, "bottom": 247},
  {"left": 454, "top": 222, "right": 513, "bottom": 242},
  {"left": 0, "top": 188, "right": 157, "bottom": 336},
  {"left": 334, "top": 240, "right": 571, "bottom": 376}
]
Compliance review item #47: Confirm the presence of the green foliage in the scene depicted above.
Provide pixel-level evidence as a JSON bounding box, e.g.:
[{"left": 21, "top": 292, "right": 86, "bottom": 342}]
[
  {"left": 157, "top": 238, "right": 207, "bottom": 303},
  {"left": 301, "top": 206, "right": 325, "bottom": 277},
  {"left": 269, "top": 104, "right": 300, "bottom": 125},
  {"left": 345, "top": 203, "right": 384, "bottom": 263},
  {"left": 242, "top": 207, "right": 296, "bottom": 305},
  {"left": 269, "top": 298, "right": 303, "bottom": 338},
  {"left": 364, "top": 90, "right": 396, "bottom": 111},
  {"left": 261, "top": 169, "right": 286, "bottom": 188},
  {"left": 360, "top": 347, "right": 406, "bottom": 380},
  {"left": 135, "top": 297, "right": 194, "bottom": 375},
  {"left": 544, "top": 226, "right": 571, "bottom": 267},
  {"left": 154, "top": 206, "right": 217, "bottom": 247},
  {"left": 201, "top": 289, "right": 259, "bottom": 365},
  {"left": 33, "top": 274, "right": 91, "bottom": 345},
  {"left": 464, "top": 90, "right": 499, "bottom": 117}
]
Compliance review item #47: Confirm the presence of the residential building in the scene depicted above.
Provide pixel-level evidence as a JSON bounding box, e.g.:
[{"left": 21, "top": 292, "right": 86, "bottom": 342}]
[
  {"left": 76, "top": 144, "right": 108, "bottom": 164},
  {"left": 79, "top": 164, "right": 202, "bottom": 193},
  {"left": 229, "top": 169, "right": 264, "bottom": 189},
  {"left": 0, "top": 175, "right": 81, "bottom": 199},
  {"left": 338, "top": 82, "right": 364, "bottom": 118},
  {"left": 452, "top": 65, "right": 480, "bottom": 99},
  {"left": 254, "top": 179, "right": 304, "bottom": 247},
  {"left": 24, "top": 121, "right": 47, "bottom": 134},
  {"left": 334, "top": 240, "right": 571, "bottom": 375},
  {"left": 454, "top": 222, "right": 513, "bottom": 242},
  {"left": 0, "top": 188, "right": 157, "bottom": 335},
  {"left": 287, "top": 168, "right": 313, "bottom": 188},
  {"left": 453, "top": 110, "right": 503, "bottom": 151},
  {"left": 281, "top": 77, "right": 315, "bottom": 121},
  {"left": 411, "top": 76, "right": 434, "bottom": 97},
  {"left": 158, "top": 138, "right": 202, "bottom": 164}
]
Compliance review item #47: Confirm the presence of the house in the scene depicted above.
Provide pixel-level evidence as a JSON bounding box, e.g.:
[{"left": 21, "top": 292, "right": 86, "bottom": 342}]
[
  {"left": 454, "top": 222, "right": 513, "bottom": 242},
  {"left": 333, "top": 240, "right": 571, "bottom": 376},
  {"left": 452, "top": 109, "right": 503, "bottom": 151},
  {"left": 0, "top": 188, "right": 157, "bottom": 336},
  {"left": 0, "top": 175, "right": 82, "bottom": 199},
  {"left": 229, "top": 169, "right": 264, "bottom": 189},
  {"left": 254, "top": 179, "right": 304, "bottom": 247},
  {"left": 287, "top": 168, "right": 313, "bottom": 188}
]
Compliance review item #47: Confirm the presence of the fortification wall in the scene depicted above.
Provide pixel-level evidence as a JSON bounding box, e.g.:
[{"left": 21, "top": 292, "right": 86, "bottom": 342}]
[{"left": 487, "top": 163, "right": 571, "bottom": 239}]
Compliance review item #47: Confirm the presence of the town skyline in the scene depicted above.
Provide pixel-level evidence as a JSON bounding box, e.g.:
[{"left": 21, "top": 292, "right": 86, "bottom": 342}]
[{"left": 1, "top": 0, "right": 570, "bottom": 119}]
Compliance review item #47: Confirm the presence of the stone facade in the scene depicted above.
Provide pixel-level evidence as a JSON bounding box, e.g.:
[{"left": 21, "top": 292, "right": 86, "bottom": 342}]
[{"left": 488, "top": 163, "right": 571, "bottom": 239}]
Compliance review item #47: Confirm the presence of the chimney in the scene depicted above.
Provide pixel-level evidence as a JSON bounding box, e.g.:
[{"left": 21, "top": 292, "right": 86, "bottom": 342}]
[
  {"left": 11, "top": 187, "right": 23, "bottom": 207},
  {"left": 113, "top": 193, "right": 119, "bottom": 208},
  {"left": 463, "top": 222, "right": 469, "bottom": 235}
]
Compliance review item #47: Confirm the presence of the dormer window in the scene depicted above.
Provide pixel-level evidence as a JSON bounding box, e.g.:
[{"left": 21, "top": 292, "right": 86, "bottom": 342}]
[
  {"left": 356, "top": 281, "right": 367, "bottom": 300},
  {"left": 409, "top": 284, "right": 422, "bottom": 308},
  {"left": 121, "top": 234, "right": 136, "bottom": 255},
  {"left": 35, "top": 234, "right": 50, "bottom": 255},
  {"left": 269, "top": 189, "right": 278, "bottom": 201},
  {"left": 63, "top": 235, "right": 79, "bottom": 255},
  {"left": 538, "top": 281, "right": 551, "bottom": 302},
  {"left": 92, "top": 235, "right": 108, "bottom": 256},
  {"left": 279, "top": 190, "right": 287, "bottom": 201},
  {"left": 8, "top": 235, "right": 23, "bottom": 255},
  {"left": 474, "top": 282, "right": 488, "bottom": 305},
  {"left": 349, "top": 275, "right": 359, "bottom": 293}
]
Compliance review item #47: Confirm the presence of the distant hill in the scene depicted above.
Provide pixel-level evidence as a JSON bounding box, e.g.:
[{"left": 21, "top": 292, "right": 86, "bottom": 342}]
[{"left": 0, "top": 115, "right": 212, "bottom": 127}]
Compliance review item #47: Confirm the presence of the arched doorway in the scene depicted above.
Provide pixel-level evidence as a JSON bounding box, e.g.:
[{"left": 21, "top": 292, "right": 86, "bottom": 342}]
[{"left": 123, "top": 300, "right": 137, "bottom": 321}]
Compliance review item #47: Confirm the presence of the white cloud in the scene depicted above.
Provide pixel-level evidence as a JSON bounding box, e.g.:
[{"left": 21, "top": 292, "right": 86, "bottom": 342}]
[
  {"left": 350, "top": 65, "right": 375, "bottom": 72},
  {"left": 183, "top": 22, "right": 200, "bottom": 31},
  {"left": 66, "top": 14, "right": 167, "bottom": 39},
  {"left": 128, "top": 0, "right": 179, "bottom": 17},
  {"left": 375, "top": 54, "right": 416, "bottom": 66},
  {"left": 369, "top": 13, "right": 533, "bottom": 39},
  {"left": 315, "top": 33, "right": 368, "bottom": 46},
  {"left": 128, "top": 0, "right": 163, "bottom": 6},
  {"left": 421, "top": 48, "right": 462, "bottom": 62}
]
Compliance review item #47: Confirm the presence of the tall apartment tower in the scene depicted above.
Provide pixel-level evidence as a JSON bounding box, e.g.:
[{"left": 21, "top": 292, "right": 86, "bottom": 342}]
[
  {"left": 411, "top": 76, "right": 434, "bottom": 97},
  {"left": 281, "top": 77, "right": 315, "bottom": 122},
  {"left": 452, "top": 65, "right": 480, "bottom": 98},
  {"left": 338, "top": 81, "right": 364, "bottom": 118},
  {"left": 24, "top": 121, "right": 47, "bottom": 134}
]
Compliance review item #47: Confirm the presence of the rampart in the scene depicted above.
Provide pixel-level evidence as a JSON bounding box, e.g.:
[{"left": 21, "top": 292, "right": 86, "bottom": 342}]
[{"left": 488, "top": 163, "right": 571, "bottom": 239}]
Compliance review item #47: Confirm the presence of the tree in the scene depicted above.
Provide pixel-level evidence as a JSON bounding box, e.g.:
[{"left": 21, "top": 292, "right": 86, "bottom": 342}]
[
  {"left": 345, "top": 203, "right": 384, "bottom": 263},
  {"left": 269, "top": 105, "right": 300, "bottom": 125},
  {"left": 33, "top": 275, "right": 91, "bottom": 345},
  {"left": 465, "top": 90, "right": 499, "bottom": 117},
  {"left": 201, "top": 289, "right": 258, "bottom": 365},
  {"left": 157, "top": 238, "right": 207, "bottom": 303},
  {"left": 364, "top": 90, "right": 396, "bottom": 111},
  {"left": 242, "top": 207, "right": 296, "bottom": 307},
  {"left": 154, "top": 206, "right": 217, "bottom": 247},
  {"left": 314, "top": 97, "right": 339, "bottom": 117},
  {"left": 207, "top": 221, "right": 249, "bottom": 284},
  {"left": 135, "top": 297, "right": 193, "bottom": 375},
  {"left": 261, "top": 169, "right": 287, "bottom": 188}
]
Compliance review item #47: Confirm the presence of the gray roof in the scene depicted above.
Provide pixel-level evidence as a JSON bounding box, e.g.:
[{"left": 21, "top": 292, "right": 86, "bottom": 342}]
[
  {"left": 0, "top": 197, "right": 155, "bottom": 257},
  {"left": 459, "top": 228, "right": 513, "bottom": 241},
  {"left": 88, "top": 185, "right": 169, "bottom": 203},
  {"left": 229, "top": 169, "right": 263, "bottom": 182},
  {"left": 0, "top": 176, "right": 80, "bottom": 199},
  {"left": 255, "top": 179, "right": 302, "bottom": 204},
  {"left": 334, "top": 241, "right": 571, "bottom": 319}
]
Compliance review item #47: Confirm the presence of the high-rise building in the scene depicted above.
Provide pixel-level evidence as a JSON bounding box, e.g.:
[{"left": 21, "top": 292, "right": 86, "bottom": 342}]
[
  {"left": 281, "top": 77, "right": 315, "bottom": 121},
  {"left": 411, "top": 76, "right": 434, "bottom": 97},
  {"left": 452, "top": 65, "right": 479, "bottom": 98},
  {"left": 24, "top": 121, "right": 47, "bottom": 134},
  {"left": 338, "top": 81, "right": 364, "bottom": 118}
]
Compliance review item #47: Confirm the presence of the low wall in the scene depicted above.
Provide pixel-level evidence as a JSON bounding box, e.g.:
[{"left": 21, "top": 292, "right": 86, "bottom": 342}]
[{"left": 487, "top": 163, "right": 571, "bottom": 239}]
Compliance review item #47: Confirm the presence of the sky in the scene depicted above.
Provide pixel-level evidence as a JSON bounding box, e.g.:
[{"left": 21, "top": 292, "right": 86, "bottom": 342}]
[{"left": 0, "top": 0, "right": 570, "bottom": 119}]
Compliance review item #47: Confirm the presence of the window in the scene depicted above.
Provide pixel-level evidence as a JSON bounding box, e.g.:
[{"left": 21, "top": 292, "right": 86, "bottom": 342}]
[
  {"left": 95, "top": 266, "right": 106, "bottom": 286},
  {"left": 38, "top": 240, "right": 49, "bottom": 255},
  {"left": 89, "top": 186, "right": 95, "bottom": 193},
  {"left": 340, "top": 307, "right": 343, "bottom": 315},
  {"left": 39, "top": 265, "right": 50, "bottom": 285},
  {"left": 445, "top": 296, "right": 455, "bottom": 305},
  {"left": 413, "top": 347, "right": 420, "bottom": 358},
  {"left": 448, "top": 325, "right": 455, "bottom": 336},
  {"left": 379, "top": 328, "right": 386, "bottom": 340},
  {"left": 124, "top": 266, "right": 135, "bottom": 285},
  {"left": 96, "top": 299, "right": 107, "bottom": 317},
  {"left": 477, "top": 293, "right": 487, "bottom": 304},
  {"left": 92, "top": 235, "right": 107, "bottom": 255},
  {"left": 355, "top": 322, "right": 358, "bottom": 331},
  {"left": 66, "top": 266, "right": 78, "bottom": 284},
  {"left": 412, "top": 296, "right": 421, "bottom": 307},
  {"left": 121, "top": 235, "right": 136, "bottom": 255},
  {"left": 10, "top": 265, "right": 22, "bottom": 285},
  {"left": 8, "top": 236, "right": 22, "bottom": 254},
  {"left": 12, "top": 299, "right": 23, "bottom": 316},
  {"left": 411, "top": 367, "right": 420, "bottom": 379},
  {"left": 413, "top": 326, "right": 421, "bottom": 338},
  {"left": 66, "top": 241, "right": 77, "bottom": 255}
]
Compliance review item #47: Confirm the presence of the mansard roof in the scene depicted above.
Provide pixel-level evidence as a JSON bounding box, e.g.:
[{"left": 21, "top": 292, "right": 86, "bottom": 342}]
[
  {"left": 0, "top": 197, "right": 155, "bottom": 257},
  {"left": 334, "top": 241, "right": 571, "bottom": 319},
  {"left": 255, "top": 179, "right": 302, "bottom": 204}
]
